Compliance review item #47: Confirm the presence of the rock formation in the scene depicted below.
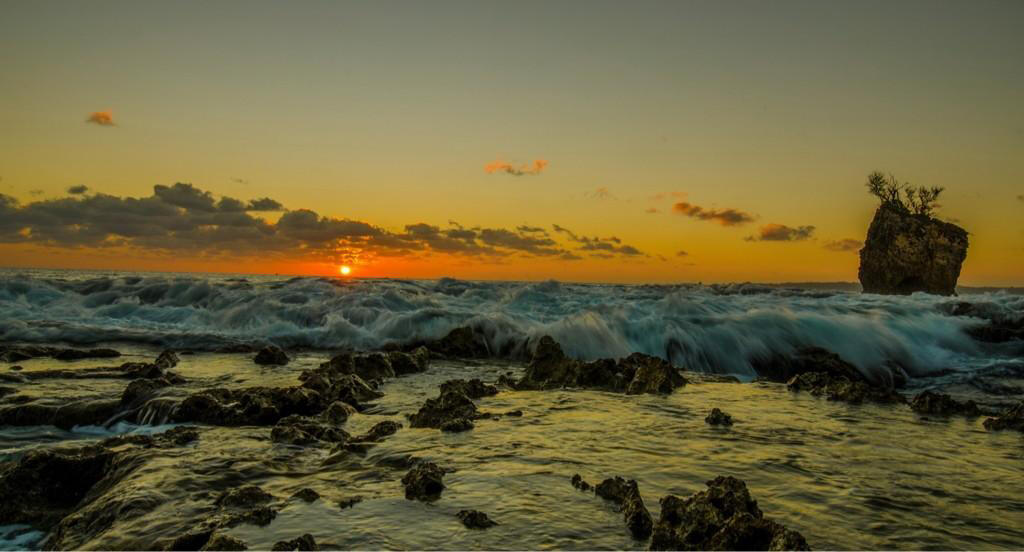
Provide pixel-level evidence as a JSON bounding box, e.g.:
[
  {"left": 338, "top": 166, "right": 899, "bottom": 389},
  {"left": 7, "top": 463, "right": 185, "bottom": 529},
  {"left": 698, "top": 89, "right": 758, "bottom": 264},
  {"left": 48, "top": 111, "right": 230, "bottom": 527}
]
[{"left": 858, "top": 203, "right": 968, "bottom": 296}]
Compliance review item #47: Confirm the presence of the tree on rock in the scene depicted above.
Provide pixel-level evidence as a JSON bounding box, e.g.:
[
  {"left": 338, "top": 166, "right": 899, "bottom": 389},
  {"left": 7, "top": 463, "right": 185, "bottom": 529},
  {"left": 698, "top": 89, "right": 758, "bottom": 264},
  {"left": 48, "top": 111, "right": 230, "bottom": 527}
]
[{"left": 865, "top": 171, "right": 944, "bottom": 217}]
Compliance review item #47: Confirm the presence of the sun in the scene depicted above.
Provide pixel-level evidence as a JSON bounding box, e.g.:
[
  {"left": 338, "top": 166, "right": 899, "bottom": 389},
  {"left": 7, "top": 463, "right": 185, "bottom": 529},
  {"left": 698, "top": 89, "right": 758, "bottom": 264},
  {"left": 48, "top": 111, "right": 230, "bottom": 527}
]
[{"left": 339, "top": 265, "right": 351, "bottom": 276}]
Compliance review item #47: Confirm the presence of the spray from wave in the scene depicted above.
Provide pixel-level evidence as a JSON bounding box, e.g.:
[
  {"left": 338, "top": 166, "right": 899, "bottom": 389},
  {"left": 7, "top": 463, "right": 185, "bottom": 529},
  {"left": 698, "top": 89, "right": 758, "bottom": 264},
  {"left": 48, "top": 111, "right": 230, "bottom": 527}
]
[{"left": 1, "top": 270, "right": 1021, "bottom": 382}]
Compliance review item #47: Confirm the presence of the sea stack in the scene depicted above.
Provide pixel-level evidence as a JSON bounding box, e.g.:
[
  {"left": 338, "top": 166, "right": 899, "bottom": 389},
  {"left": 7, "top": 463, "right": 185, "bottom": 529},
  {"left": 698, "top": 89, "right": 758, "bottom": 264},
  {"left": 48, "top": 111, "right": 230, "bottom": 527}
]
[{"left": 858, "top": 202, "right": 968, "bottom": 295}]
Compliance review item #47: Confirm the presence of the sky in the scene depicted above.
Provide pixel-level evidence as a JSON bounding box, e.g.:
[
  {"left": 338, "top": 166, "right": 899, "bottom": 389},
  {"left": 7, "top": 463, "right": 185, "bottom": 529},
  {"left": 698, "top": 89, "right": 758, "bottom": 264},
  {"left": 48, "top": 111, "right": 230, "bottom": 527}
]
[{"left": 1, "top": 0, "right": 1022, "bottom": 284}]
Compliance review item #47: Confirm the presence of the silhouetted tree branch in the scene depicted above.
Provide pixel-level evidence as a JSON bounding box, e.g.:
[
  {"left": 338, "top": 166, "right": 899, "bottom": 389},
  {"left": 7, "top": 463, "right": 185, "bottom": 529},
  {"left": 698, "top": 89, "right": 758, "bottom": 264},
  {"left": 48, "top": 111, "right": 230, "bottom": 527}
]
[{"left": 865, "top": 171, "right": 943, "bottom": 217}]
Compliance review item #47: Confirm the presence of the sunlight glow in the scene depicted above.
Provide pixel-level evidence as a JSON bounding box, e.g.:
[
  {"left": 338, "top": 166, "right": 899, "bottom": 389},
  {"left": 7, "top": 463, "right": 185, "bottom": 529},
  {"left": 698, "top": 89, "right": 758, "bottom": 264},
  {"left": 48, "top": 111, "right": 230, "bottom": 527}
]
[{"left": 340, "top": 265, "right": 351, "bottom": 276}]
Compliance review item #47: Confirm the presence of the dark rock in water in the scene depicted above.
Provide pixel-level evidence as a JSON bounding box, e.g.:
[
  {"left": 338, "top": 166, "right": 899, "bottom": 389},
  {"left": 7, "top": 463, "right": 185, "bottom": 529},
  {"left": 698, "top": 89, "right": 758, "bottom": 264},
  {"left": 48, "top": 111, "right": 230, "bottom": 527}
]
[
  {"left": 174, "top": 386, "right": 324, "bottom": 426},
  {"left": 705, "top": 408, "right": 734, "bottom": 426},
  {"left": 457, "top": 509, "right": 497, "bottom": 529},
  {"left": 167, "top": 529, "right": 217, "bottom": 551},
  {"left": 571, "top": 473, "right": 593, "bottom": 492},
  {"left": 0, "top": 386, "right": 14, "bottom": 398},
  {"left": 121, "top": 377, "right": 176, "bottom": 406},
  {"left": 983, "top": 402, "right": 1024, "bottom": 432},
  {"left": 440, "top": 378, "right": 499, "bottom": 399},
  {"left": 859, "top": 203, "right": 968, "bottom": 296},
  {"left": 787, "top": 372, "right": 905, "bottom": 405},
  {"left": 409, "top": 387, "right": 480, "bottom": 429},
  {"left": 0, "top": 349, "right": 32, "bottom": 363},
  {"left": 216, "top": 486, "right": 274, "bottom": 509},
  {"left": 428, "top": 326, "right": 491, "bottom": 358},
  {"left": 440, "top": 417, "right": 474, "bottom": 432},
  {"left": 388, "top": 347, "right": 430, "bottom": 375},
  {"left": 595, "top": 476, "right": 653, "bottom": 540},
  {"left": 291, "top": 488, "right": 320, "bottom": 503},
  {"left": 272, "top": 534, "right": 319, "bottom": 551},
  {"left": 220, "top": 506, "right": 276, "bottom": 528},
  {"left": 515, "top": 336, "right": 686, "bottom": 394},
  {"left": 751, "top": 347, "right": 865, "bottom": 384},
  {"left": 8, "top": 365, "right": 23, "bottom": 371},
  {"left": 0, "top": 398, "right": 122, "bottom": 430},
  {"left": 401, "top": 462, "right": 446, "bottom": 501},
  {"left": 0, "top": 445, "right": 138, "bottom": 531},
  {"left": 322, "top": 401, "right": 358, "bottom": 424},
  {"left": 201, "top": 532, "right": 248, "bottom": 551},
  {"left": 353, "top": 352, "right": 395, "bottom": 381},
  {"left": 254, "top": 345, "right": 289, "bottom": 366},
  {"left": 650, "top": 476, "right": 810, "bottom": 551},
  {"left": 271, "top": 414, "right": 351, "bottom": 445},
  {"left": 910, "top": 390, "right": 983, "bottom": 417},
  {"left": 337, "top": 496, "right": 363, "bottom": 509},
  {"left": 503, "top": 409, "right": 524, "bottom": 417},
  {"left": 351, "top": 420, "right": 402, "bottom": 443},
  {"left": 299, "top": 364, "right": 384, "bottom": 409},
  {"left": 101, "top": 426, "right": 199, "bottom": 449},
  {"left": 53, "top": 348, "right": 122, "bottom": 361}
]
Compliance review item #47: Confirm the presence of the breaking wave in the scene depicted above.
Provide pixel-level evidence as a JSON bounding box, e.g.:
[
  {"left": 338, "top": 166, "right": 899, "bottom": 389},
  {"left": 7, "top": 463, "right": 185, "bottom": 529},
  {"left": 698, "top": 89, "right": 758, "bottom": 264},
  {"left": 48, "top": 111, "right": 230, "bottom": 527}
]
[{"left": 1, "top": 269, "right": 1021, "bottom": 381}]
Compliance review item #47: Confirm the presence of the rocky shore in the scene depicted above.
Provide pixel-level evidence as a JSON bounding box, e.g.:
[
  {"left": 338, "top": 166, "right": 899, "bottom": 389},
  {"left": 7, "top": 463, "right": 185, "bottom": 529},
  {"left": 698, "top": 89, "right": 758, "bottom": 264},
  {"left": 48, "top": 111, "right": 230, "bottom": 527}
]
[{"left": 1, "top": 325, "right": 1023, "bottom": 550}]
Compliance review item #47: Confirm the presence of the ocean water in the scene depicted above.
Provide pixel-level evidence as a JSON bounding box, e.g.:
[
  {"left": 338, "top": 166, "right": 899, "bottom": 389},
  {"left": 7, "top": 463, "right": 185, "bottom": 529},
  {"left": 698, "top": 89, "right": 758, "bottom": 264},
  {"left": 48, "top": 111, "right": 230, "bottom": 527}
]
[{"left": 1, "top": 269, "right": 1023, "bottom": 550}]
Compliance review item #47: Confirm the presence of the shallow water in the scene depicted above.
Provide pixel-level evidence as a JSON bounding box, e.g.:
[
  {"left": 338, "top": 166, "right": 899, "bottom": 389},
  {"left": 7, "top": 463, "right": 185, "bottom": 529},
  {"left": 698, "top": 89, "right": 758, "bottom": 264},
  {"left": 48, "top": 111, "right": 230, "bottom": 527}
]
[{"left": 2, "top": 353, "right": 1023, "bottom": 550}]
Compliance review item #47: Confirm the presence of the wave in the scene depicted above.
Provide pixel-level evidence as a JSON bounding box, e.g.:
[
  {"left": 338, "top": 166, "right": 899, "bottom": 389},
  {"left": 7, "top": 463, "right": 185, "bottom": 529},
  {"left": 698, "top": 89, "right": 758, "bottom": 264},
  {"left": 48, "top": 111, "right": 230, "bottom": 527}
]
[{"left": 1, "top": 270, "right": 1021, "bottom": 382}]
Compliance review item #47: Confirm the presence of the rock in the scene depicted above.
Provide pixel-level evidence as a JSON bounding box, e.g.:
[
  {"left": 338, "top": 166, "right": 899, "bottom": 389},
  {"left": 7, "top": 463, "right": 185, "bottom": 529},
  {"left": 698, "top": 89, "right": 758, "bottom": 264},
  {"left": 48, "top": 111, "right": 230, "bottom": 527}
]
[
  {"left": 787, "top": 372, "right": 905, "bottom": 405},
  {"left": 750, "top": 347, "right": 865, "bottom": 384},
  {"left": 121, "top": 377, "right": 175, "bottom": 406},
  {"left": 409, "top": 388, "right": 480, "bottom": 429},
  {"left": 858, "top": 202, "right": 968, "bottom": 296},
  {"left": 254, "top": 346, "right": 289, "bottom": 366},
  {"left": 352, "top": 353, "right": 395, "bottom": 381},
  {"left": 571, "top": 473, "right": 592, "bottom": 492},
  {"left": 271, "top": 415, "right": 351, "bottom": 446},
  {"left": 910, "top": 391, "right": 983, "bottom": 417},
  {"left": 457, "top": 509, "right": 497, "bottom": 529},
  {"left": 272, "top": 534, "right": 319, "bottom": 551},
  {"left": 52, "top": 348, "right": 122, "bottom": 361},
  {"left": 0, "top": 386, "right": 15, "bottom": 398},
  {"left": 440, "top": 418, "right": 474, "bottom": 432},
  {"left": 650, "top": 476, "right": 809, "bottom": 551},
  {"left": 0, "top": 349, "right": 32, "bottom": 363},
  {"left": 350, "top": 420, "right": 402, "bottom": 443},
  {"left": 215, "top": 486, "right": 274, "bottom": 509},
  {"left": 515, "top": 336, "right": 686, "bottom": 394},
  {"left": 503, "top": 409, "right": 523, "bottom": 417},
  {"left": 291, "top": 488, "right": 320, "bottom": 503},
  {"left": 167, "top": 529, "right": 217, "bottom": 551},
  {"left": 595, "top": 476, "right": 653, "bottom": 540},
  {"left": 174, "top": 385, "right": 325, "bottom": 426},
  {"left": 401, "top": 462, "right": 446, "bottom": 501},
  {"left": 201, "top": 532, "right": 248, "bottom": 551},
  {"left": 337, "top": 496, "right": 363, "bottom": 509},
  {"left": 220, "top": 507, "right": 276, "bottom": 528},
  {"left": 705, "top": 408, "right": 734, "bottom": 426},
  {"left": 298, "top": 365, "right": 383, "bottom": 409},
  {"left": 0, "top": 398, "right": 122, "bottom": 430},
  {"left": 428, "top": 326, "right": 491, "bottom": 358},
  {"left": 440, "top": 378, "right": 499, "bottom": 399},
  {"left": 9, "top": 365, "right": 23, "bottom": 371},
  {"left": 388, "top": 347, "right": 430, "bottom": 375},
  {"left": 322, "top": 401, "right": 358, "bottom": 424},
  {"left": 983, "top": 402, "right": 1024, "bottom": 432}
]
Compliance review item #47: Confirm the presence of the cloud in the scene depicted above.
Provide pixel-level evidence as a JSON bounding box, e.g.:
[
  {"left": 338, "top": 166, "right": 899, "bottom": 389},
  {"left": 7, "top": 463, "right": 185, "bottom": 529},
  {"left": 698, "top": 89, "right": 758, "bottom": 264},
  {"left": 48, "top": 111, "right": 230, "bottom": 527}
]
[
  {"left": 552, "top": 224, "right": 645, "bottom": 257},
  {"left": 1018, "top": 194, "right": 1023, "bottom": 202},
  {"left": 676, "top": 250, "right": 688, "bottom": 257},
  {"left": 484, "top": 159, "right": 548, "bottom": 176},
  {"left": 86, "top": 111, "right": 115, "bottom": 126},
  {"left": 672, "top": 201, "right": 756, "bottom": 226},
  {"left": 67, "top": 185, "right": 89, "bottom": 195},
  {"left": 823, "top": 238, "right": 863, "bottom": 252},
  {"left": 747, "top": 223, "right": 816, "bottom": 242},
  {"left": 586, "top": 187, "right": 615, "bottom": 200},
  {"left": 246, "top": 197, "right": 284, "bottom": 211}
]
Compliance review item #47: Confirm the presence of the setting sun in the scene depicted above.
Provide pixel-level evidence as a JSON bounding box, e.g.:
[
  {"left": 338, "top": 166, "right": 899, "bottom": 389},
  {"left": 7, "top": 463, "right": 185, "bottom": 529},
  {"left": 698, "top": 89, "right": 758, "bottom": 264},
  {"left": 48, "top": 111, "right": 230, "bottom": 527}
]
[{"left": 339, "top": 265, "right": 351, "bottom": 276}]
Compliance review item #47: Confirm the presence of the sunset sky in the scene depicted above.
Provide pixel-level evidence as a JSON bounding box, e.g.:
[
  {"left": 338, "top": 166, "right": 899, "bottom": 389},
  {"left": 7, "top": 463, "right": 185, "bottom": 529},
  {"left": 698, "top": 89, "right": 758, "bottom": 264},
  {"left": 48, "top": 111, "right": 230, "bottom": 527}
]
[{"left": 1, "top": 0, "right": 1022, "bottom": 284}]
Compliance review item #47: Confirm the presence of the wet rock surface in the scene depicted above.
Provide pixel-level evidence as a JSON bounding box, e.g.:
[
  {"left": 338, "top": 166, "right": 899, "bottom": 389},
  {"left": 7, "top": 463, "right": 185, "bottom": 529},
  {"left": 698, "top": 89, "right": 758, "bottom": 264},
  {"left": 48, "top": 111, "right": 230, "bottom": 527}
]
[
  {"left": 253, "top": 346, "right": 289, "bottom": 366},
  {"left": 201, "top": 532, "right": 248, "bottom": 551},
  {"left": 457, "top": 509, "right": 497, "bottom": 529},
  {"left": 425, "top": 326, "right": 491, "bottom": 358},
  {"left": 705, "top": 408, "right": 734, "bottom": 426},
  {"left": 271, "top": 534, "right": 319, "bottom": 551},
  {"left": 595, "top": 476, "right": 653, "bottom": 540},
  {"left": 0, "top": 346, "right": 121, "bottom": 363},
  {"left": 858, "top": 203, "right": 968, "bottom": 296},
  {"left": 401, "top": 461, "right": 446, "bottom": 501},
  {"left": 910, "top": 390, "right": 984, "bottom": 417},
  {"left": 650, "top": 476, "right": 810, "bottom": 551},
  {"left": 787, "top": 372, "right": 906, "bottom": 405},
  {"left": 983, "top": 401, "right": 1024, "bottom": 432},
  {"left": 513, "top": 336, "right": 686, "bottom": 394},
  {"left": 571, "top": 473, "right": 593, "bottom": 492},
  {"left": 751, "top": 347, "right": 865, "bottom": 384},
  {"left": 409, "top": 386, "right": 481, "bottom": 429}
]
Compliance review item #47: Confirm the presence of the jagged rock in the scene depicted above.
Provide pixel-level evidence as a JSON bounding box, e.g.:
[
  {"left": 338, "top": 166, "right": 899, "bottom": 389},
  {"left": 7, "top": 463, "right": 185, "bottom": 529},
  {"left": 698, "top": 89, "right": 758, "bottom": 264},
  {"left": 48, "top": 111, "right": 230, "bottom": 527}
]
[
  {"left": 0, "top": 398, "right": 122, "bottom": 430},
  {"left": 101, "top": 426, "right": 199, "bottom": 449},
  {"left": 705, "top": 408, "right": 734, "bottom": 426},
  {"left": 983, "top": 402, "right": 1024, "bottom": 432},
  {"left": 750, "top": 347, "right": 865, "bottom": 384},
  {"left": 0, "top": 346, "right": 121, "bottom": 363},
  {"left": 54, "top": 348, "right": 122, "bottom": 361},
  {"left": 173, "top": 386, "right": 324, "bottom": 426},
  {"left": 272, "top": 534, "right": 318, "bottom": 551},
  {"left": 440, "top": 378, "right": 498, "bottom": 399},
  {"left": 440, "top": 417, "right": 474, "bottom": 432},
  {"left": 650, "top": 476, "right": 809, "bottom": 551},
  {"left": 859, "top": 203, "right": 968, "bottom": 296},
  {"left": 219, "top": 507, "right": 276, "bottom": 528},
  {"left": 595, "top": 476, "right": 653, "bottom": 540},
  {"left": 121, "top": 377, "right": 176, "bottom": 406},
  {"left": 388, "top": 347, "right": 430, "bottom": 375},
  {"left": 352, "top": 353, "right": 395, "bottom": 381},
  {"left": 571, "top": 473, "right": 593, "bottom": 492},
  {"left": 337, "top": 496, "right": 363, "bottom": 509},
  {"left": 401, "top": 462, "right": 446, "bottom": 501},
  {"left": 457, "top": 509, "right": 497, "bottom": 529},
  {"left": 787, "top": 372, "right": 905, "bottom": 405},
  {"left": 254, "top": 346, "right": 289, "bottom": 366},
  {"left": 428, "top": 326, "right": 491, "bottom": 358},
  {"left": 167, "top": 529, "right": 217, "bottom": 551},
  {"left": 215, "top": 486, "right": 274, "bottom": 509},
  {"left": 271, "top": 415, "right": 351, "bottom": 445},
  {"left": 298, "top": 365, "right": 383, "bottom": 409},
  {"left": 351, "top": 421, "right": 402, "bottom": 444},
  {"left": 291, "top": 488, "right": 320, "bottom": 503},
  {"left": 910, "top": 391, "right": 983, "bottom": 417},
  {"left": 322, "top": 401, "right": 358, "bottom": 424},
  {"left": 0, "top": 386, "right": 15, "bottom": 398},
  {"left": 201, "top": 532, "right": 248, "bottom": 551},
  {"left": 409, "top": 387, "right": 480, "bottom": 429},
  {"left": 515, "top": 336, "right": 686, "bottom": 394}
]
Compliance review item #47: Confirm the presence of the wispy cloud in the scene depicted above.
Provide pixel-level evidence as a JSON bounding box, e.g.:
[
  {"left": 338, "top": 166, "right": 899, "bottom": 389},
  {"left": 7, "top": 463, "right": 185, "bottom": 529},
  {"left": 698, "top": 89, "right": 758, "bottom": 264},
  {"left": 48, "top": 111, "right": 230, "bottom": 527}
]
[
  {"left": 86, "top": 111, "right": 115, "bottom": 126},
  {"left": 746, "top": 223, "right": 816, "bottom": 242},
  {"left": 823, "top": 238, "right": 862, "bottom": 252},
  {"left": 552, "top": 224, "right": 645, "bottom": 257},
  {"left": 672, "top": 201, "right": 756, "bottom": 226},
  {"left": 586, "top": 187, "right": 616, "bottom": 200},
  {"left": 67, "top": 185, "right": 89, "bottom": 195},
  {"left": 676, "top": 250, "right": 688, "bottom": 257},
  {"left": 484, "top": 159, "right": 548, "bottom": 176}
]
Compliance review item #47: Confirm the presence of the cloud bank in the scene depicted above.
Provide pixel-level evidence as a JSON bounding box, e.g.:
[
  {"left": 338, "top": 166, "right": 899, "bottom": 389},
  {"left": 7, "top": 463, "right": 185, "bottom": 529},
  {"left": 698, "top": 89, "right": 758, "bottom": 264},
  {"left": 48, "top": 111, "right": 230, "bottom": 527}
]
[
  {"left": 823, "top": 238, "right": 863, "bottom": 252},
  {"left": 86, "top": 111, "right": 115, "bottom": 126},
  {"left": 671, "top": 201, "right": 756, "bottom": 226},
  {"left": 747, "top": 223, "right": 816, "bottom": 242},
  {"left": 484, "top": 159, "right": 548, "bottom": 176}
]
